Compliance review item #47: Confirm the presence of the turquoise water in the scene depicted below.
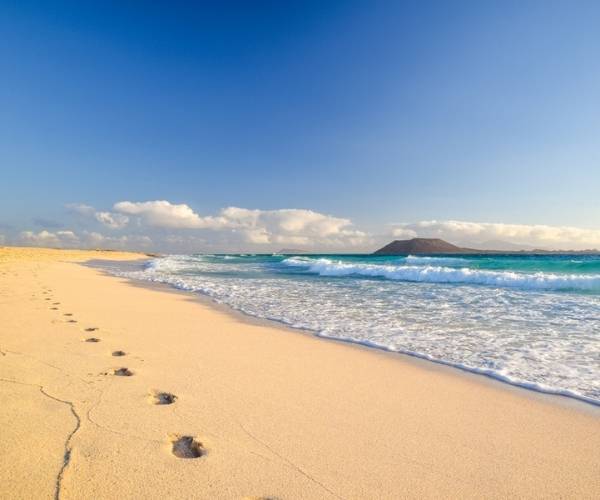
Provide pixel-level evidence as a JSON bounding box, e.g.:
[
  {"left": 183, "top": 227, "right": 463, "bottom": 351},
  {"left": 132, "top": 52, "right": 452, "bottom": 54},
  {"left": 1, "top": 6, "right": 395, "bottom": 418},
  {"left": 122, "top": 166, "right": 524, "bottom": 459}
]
[{"left": 116, "top": 253, "right": 600, "bottom": 404}]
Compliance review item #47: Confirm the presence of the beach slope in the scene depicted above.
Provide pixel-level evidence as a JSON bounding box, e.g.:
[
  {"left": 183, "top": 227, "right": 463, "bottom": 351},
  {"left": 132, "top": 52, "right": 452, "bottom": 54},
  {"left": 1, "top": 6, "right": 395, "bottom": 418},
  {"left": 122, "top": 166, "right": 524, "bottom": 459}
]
[{"left": 0, "top": 247, "right": 599, "bottom": 499}]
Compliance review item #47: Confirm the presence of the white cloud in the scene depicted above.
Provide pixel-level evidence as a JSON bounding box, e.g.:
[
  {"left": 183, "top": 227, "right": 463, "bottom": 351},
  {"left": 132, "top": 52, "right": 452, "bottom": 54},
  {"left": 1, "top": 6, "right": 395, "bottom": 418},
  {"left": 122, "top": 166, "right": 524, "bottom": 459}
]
[
  {"left": 0, "top": 234, "right": 5, "bottom": 245},
  {"left": 18, "top": 230, "right": 79, "bottom": 247},
  {"left": 113, "top": 200, "right": 369, "bottom": 248},
  {"left": 67, "top": 203, "right": 130, "bottom": 229},
  {"left": 390, "top": 220, "right": 600, "bottom": 250},
  {"left": 24, "top": 200, "right": 600, "bottom": 253},
  {"left": 218, "top": 207, "right": 367, "bottom": 246},
  {"left": 94, "top": 211, "right": 129, "bottom": 229},
  {"left": 113, "top": 200, "right": 222, "bottom": 229}
]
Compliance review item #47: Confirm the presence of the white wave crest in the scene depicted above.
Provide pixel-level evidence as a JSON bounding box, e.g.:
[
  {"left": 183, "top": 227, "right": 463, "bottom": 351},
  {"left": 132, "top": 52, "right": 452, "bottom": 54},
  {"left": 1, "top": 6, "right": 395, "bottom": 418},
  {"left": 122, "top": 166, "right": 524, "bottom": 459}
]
[
  {"left": 282, "top": 257, "right": 600, "bottom": 291},
  {"left": 403, "top": 255, "right": 469, "bottom": 266}
]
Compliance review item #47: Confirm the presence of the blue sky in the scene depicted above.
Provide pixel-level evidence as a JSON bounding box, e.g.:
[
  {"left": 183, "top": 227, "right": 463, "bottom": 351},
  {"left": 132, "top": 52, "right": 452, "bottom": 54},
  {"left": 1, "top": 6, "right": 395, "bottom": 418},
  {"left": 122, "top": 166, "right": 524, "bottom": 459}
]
[{"left": 1, "top": 1, "right": 599, "bottom": 251}]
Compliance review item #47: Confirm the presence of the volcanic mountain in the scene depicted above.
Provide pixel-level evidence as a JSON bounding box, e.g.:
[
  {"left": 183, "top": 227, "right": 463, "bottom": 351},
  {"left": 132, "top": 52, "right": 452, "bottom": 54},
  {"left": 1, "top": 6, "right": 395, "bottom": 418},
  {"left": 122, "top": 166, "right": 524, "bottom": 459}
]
[
  {"left": 373, "top": 238, "right": 473, "bottom": 255},
  {"left": 372, "top": 238, "right": 599, "bottom": 255}
]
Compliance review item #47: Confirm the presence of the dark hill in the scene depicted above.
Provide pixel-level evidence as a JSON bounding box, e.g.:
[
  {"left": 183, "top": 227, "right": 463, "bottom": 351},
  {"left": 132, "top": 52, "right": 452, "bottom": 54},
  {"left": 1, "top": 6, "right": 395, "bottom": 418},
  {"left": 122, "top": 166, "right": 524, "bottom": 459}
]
[
  {"left": 373, "top": 238, "right": 600, "bottom": 255},
  {"left": 373, "top": 238, "right": 473, "bottom": 255}
]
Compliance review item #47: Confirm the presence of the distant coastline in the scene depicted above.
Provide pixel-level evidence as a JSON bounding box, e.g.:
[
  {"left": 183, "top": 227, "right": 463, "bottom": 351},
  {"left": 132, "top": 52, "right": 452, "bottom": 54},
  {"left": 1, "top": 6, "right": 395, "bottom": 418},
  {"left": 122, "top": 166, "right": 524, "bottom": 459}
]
[{"left": 373, "top": 238, "right": 600, "bottom": 255}]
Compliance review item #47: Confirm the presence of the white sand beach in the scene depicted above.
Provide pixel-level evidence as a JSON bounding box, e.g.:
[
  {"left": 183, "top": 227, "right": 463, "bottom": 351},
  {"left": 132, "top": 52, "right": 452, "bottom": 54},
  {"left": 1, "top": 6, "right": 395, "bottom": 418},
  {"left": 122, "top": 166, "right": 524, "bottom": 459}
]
[{"left": 1, "top": 247, "right": 599, "bottom": 499}]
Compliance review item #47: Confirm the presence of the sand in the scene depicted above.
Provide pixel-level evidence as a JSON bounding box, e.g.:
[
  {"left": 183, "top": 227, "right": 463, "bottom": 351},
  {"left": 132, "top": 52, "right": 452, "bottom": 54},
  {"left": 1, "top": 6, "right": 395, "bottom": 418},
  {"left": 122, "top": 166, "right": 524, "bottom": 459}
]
[{"left": 0, "top": 246, "right": 599, "bottom": 499}]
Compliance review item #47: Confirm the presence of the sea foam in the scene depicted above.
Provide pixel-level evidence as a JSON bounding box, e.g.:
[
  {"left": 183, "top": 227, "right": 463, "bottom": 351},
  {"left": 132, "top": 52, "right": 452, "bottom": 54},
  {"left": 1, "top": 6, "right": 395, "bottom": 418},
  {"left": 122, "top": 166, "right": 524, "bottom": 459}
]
[{"left": 283, "top": 257, "right": 600, "bottom": 292}]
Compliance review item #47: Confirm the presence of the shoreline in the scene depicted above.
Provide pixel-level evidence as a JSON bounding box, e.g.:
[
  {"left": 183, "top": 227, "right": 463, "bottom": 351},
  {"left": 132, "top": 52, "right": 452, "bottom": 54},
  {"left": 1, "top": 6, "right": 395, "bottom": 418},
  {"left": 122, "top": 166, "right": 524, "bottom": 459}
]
[
  {"left": 2, "top": 247, "right": 599, "bottom": 499},
  {"left": 96, "top": 257, "right": 600, "bottom": 414}
]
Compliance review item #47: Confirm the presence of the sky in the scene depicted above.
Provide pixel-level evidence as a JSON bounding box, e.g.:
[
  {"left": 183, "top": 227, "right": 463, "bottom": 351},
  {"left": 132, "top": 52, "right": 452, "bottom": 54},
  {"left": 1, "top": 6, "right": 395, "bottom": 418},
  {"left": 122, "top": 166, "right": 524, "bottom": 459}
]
[{"left": 1, "top": 0, "right": 600, "bottom": 252}]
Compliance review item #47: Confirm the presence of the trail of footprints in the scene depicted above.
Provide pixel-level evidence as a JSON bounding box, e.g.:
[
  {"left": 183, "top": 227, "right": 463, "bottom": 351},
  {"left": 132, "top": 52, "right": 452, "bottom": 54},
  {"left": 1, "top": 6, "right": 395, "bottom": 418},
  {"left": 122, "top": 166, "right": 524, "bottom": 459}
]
[{"left": 41, "top": 285, "right": 206, "bottom": 464}]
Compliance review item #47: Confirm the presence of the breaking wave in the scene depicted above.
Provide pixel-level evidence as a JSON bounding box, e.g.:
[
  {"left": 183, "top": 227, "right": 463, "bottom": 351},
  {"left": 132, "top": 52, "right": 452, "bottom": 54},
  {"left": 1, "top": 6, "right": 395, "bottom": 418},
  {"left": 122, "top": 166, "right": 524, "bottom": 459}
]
[{"left": 283, "top": 257, "right": 600, "bottom": 292}]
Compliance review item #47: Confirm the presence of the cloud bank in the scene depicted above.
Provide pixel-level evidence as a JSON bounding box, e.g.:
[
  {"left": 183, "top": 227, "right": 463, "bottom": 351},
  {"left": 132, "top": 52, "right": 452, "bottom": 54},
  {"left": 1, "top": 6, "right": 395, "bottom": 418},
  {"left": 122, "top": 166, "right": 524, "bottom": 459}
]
[
  {"left": 46, "top": 199, "right": 371, "bottom": 251},
  {"left": 6, "top": 200, "right": 600, "bottom": 252},
  {"left": 112, "top": 200, "right": 369, "bottom": 248},
  {"left": 391, "top": 220, "right": 600, "bottom": 250},
  {"left": 14, "top": 229, "right": 153, "bottom": 251},
  {"left": 18, "top": 230, "right": 79, "bottom": 247}
]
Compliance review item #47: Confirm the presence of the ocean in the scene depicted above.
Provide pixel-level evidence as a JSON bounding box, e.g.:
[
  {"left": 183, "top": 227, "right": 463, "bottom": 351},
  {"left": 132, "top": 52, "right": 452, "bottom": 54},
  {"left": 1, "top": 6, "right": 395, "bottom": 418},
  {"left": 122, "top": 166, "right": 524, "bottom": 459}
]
[{"left": 113, "top": 253, "right": 600, "bottom": 405}]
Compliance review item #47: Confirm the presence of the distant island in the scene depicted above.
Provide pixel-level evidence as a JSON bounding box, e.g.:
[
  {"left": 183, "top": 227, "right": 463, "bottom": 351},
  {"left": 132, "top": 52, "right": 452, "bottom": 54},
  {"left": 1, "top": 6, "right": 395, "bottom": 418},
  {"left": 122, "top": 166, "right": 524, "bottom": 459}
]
[{"left": 373, "top": 238, "right": 599, "bottom": 255}]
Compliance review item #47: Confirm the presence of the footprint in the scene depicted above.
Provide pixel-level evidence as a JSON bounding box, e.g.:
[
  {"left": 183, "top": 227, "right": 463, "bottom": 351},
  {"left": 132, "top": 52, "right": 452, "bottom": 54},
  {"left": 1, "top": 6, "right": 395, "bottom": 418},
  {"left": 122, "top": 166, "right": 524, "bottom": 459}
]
[
  {"left": 53, "top": 302, "right": 60, "bottom": 305},
  {"left": 67, "top": 319, "right": 77, "bottom": 323},
  {"left": 63, "top": 313, "right": 73, "bottom": 316},
  {"left": 149, "top": 390, "right": 177, "bottom": 405},
  {"left": 169, "top": 435, "right": 204, "bottom": 458},
  {"left": 85, "top": 327, "right": 98, "bottom": 332},
  {"left": 85, "top": 337, "right": 101, "bottom": 343},
  {"left": 111, "top": 367, "right": 133, "bottom": 377},
  {"left": 50, "top": 307, "right": 58, "bottom": 310},
  {"left": 111, "top": 350, "right": 126, "bottom": 357}
]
